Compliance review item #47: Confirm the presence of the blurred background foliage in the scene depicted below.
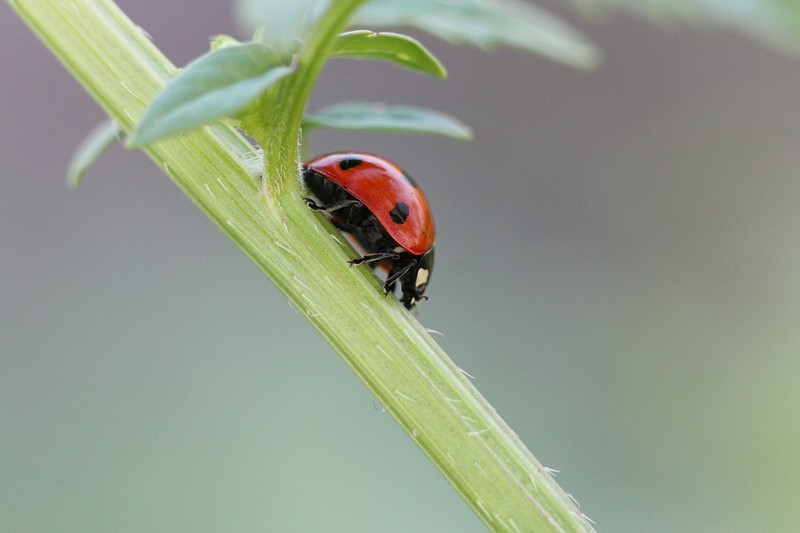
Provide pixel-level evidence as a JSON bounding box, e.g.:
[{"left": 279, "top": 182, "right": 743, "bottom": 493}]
[
  {"left": 2, "top": 0, "right": 800, "bottom": 531},
  {"left": 569, "top": 0, "right": 800, "bottom": 54}
]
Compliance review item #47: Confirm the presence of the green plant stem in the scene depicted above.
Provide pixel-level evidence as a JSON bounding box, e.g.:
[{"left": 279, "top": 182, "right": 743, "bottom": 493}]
[
  {"left": 251, "top": 0, "right": 370, "bottom": 198},
  {"left": 9, "top": 0, "right": 594, "bottom": 530}
]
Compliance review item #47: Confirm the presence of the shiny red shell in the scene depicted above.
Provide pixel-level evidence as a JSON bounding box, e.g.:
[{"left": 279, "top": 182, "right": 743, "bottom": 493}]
[{"left": 303, "top": 153, "right": 435, "bottom": 256}]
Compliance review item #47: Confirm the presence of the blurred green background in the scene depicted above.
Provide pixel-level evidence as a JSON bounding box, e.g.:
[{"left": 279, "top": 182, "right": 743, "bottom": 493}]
[{"left": 3, "top": 1, "right": 800, "bottom": 531}]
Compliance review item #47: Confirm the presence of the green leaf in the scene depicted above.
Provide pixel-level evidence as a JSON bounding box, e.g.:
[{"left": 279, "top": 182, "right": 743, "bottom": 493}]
[
  {"left": 353, "top": 0, "right": 601, "bottom": 69},
  {"left": 304, "top": 102, "right": 473, "bottom": 139},
  {"left": 129, "top": 43, "right": 294, "bottom": 146},
  {"left": 67, "top": 119, "right": 123, "bottom": 188},
  {"left": 332, "top": 30, "right": 447, "bottom": 78},
  {"left": 209, "top": 34, "right": 242, "bottom": 51}
]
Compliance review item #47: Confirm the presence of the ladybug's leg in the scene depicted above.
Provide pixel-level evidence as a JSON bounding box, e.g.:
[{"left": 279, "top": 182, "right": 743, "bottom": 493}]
[
  {"left": 383, "top": 258, "right": 417, "bottom": 294},
  {"left": 349, "top": 252, "right": 399, "bottom": 266},
  {"left": 304, "top": 197, "right": 362, "bottom": 214}
]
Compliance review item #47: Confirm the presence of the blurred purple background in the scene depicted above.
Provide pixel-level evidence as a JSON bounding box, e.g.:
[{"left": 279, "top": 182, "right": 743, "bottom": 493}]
[{"left": 3, "top": 1, "right": 799, "bottom": 530}]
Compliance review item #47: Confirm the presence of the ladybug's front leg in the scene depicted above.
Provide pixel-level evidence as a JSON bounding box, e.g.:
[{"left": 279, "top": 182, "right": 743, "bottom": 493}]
[
  {"left": 383, "top": 257, "right": 418, "bottom": 307},
  {"left": 352, "top": 253, "right": 402, "bottom": 298},
  {"left": 384, "top": 258, "right": 416, "bottom": 289},
  {"left": 349, "top": 252, "right": 399, "bottom": 267},
  {"left": 304, "top": 197, "right": 362, "bottom": 214}
]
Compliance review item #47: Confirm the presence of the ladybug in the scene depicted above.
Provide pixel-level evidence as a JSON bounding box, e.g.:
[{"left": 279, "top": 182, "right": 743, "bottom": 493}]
[{"left": 302, "top": 152, "right": 435, "bottom": 309}]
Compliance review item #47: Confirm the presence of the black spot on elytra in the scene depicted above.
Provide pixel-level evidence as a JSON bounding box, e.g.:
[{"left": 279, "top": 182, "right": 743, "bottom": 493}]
[
  {"left": 389, "top": 202, "right": 410, "bottom": 224},
  {"left": 339, "top": 158, "right": 363, "bottom": 171}
]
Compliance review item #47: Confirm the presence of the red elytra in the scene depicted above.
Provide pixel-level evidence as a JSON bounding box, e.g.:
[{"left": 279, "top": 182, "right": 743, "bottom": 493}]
[{"left": 302, "top": 152, "right": 435, "bottom": 256}]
